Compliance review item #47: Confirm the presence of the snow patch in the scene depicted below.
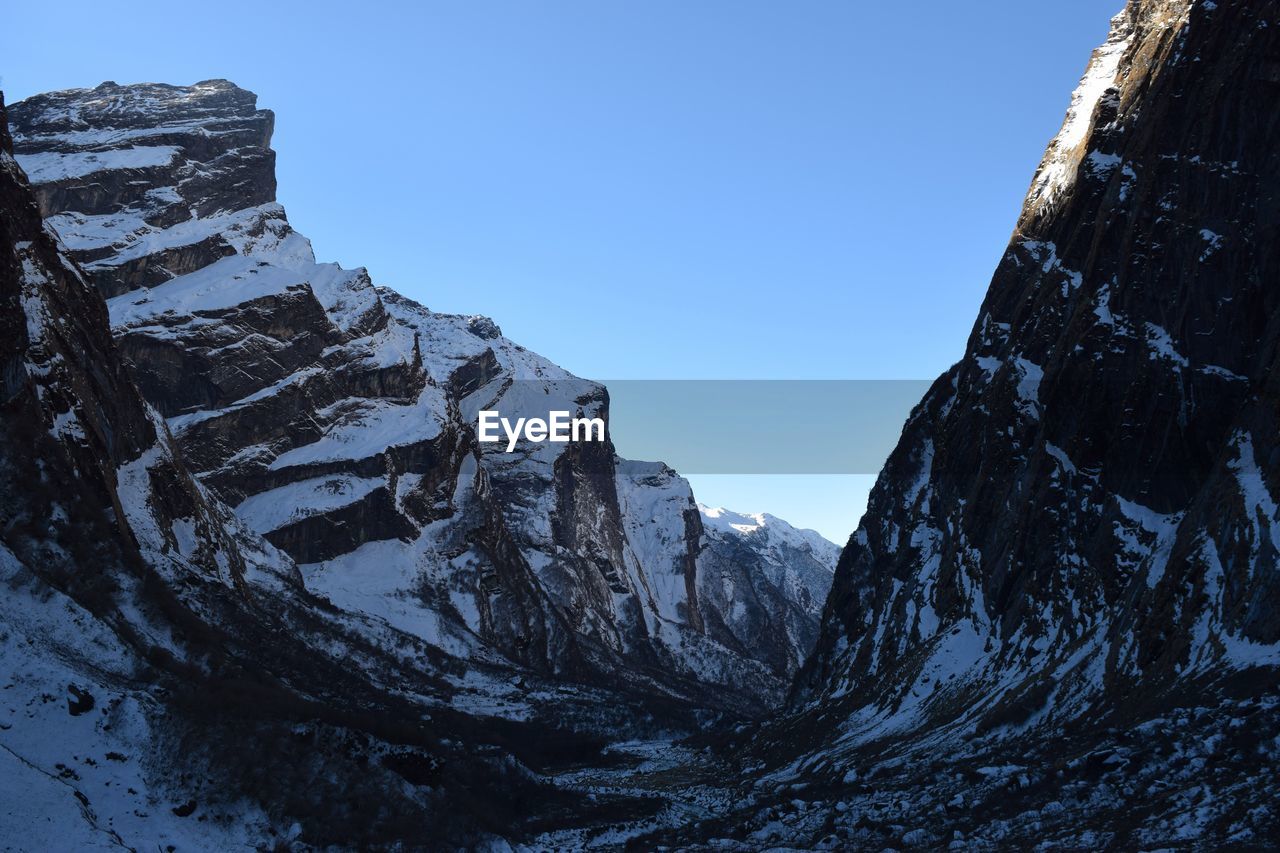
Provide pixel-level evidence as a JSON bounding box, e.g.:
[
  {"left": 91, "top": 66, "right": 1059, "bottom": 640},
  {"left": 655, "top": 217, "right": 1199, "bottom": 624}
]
[{"left": 15, "top": 145, "right": 179, "bottom": 182}]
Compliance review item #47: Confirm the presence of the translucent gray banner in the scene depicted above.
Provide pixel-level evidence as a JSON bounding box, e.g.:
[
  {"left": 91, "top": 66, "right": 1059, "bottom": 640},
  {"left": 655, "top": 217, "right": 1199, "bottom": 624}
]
[
  {"left": 467, "top": 378, "right": 932, "bottom": 474},
  {"left": 604, "top": 379, "right": 930, "bottom": 474}
]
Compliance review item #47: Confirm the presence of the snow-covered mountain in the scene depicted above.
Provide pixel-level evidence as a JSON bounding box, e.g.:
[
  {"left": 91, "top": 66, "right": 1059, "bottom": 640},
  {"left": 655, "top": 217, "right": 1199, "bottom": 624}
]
[
  {"left": 8, "top": 80, "right": 837, "bottom": 712},
  {"left": 0, "top": 90, "right": 585, "bottom": 848},
  {"left": 0, "top": 78, "right": 843, "bottom": 845},
  {"left": 697, "top": 505, "right": 840, "bottom": 677}
]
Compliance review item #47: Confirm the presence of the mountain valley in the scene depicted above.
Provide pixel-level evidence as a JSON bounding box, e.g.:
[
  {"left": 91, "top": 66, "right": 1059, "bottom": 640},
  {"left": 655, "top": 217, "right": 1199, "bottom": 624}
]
[{"left": 2, "top": 0, "right": 1279, "bottom": 848}]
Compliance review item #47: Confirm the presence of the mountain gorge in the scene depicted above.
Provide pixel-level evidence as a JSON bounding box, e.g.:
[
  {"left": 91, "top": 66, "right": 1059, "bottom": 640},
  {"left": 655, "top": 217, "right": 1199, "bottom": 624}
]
[{"left": 2, "top": 0, "right": 1279, "bottom": 848}]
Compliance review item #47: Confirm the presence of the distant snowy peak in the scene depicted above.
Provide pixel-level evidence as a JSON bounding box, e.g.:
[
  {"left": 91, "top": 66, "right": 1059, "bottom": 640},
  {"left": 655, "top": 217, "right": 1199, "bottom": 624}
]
[
  {"left": 699, "top": 504, "right": 840, "bottom": 565},
  {"left": 700, "top": 505, "right": 770, "bottom": 534},
  {"left": 695, "top": 502, "right": 838, "bottom": 674}
]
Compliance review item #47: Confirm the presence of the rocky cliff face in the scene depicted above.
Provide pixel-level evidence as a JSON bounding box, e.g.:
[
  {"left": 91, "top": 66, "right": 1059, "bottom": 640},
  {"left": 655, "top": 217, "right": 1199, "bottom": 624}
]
[
  {"left": 9, "top": 80, "right": 836, "bottom": 711},
  {"left": 650, "top": 1, "right": 1280, "bottom": 848}
]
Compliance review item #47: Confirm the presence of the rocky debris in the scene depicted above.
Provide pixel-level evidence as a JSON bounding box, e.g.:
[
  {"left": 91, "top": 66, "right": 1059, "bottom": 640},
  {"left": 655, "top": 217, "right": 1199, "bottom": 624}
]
[
  {"left": 635, "top": 686, "right": 1280, "bottom": 849},
  {"left": 65, "top": 686, "right": 94, "bottom": 716},
  {"left": 170, "top": 800, "right": 197, "bottom": 818}
]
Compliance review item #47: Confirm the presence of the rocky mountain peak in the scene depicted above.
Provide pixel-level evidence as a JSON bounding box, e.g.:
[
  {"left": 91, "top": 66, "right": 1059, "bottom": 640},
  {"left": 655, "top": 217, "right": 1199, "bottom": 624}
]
[
  {"left": 15, "top": 79, "right": 266, "bottom": 134},
  {"left": 1020, "top": 0, "right": 1193, "bottom": 225},
  {"left": 10, "top": 80, "right": 278, "bottom": 297}
]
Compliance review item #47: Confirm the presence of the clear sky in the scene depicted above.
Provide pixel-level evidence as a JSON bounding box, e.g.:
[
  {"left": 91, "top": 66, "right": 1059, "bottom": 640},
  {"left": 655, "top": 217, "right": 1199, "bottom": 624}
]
[{"left": 5, "top": 0, "right": 1121, "bottom": 544}]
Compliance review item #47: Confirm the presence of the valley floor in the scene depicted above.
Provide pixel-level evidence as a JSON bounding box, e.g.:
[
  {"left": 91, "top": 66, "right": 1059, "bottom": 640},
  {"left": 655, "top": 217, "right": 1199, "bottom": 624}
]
[
  {"left": 529, "top": 738, "right": 744, "bottom": 850},
  {"left": 514, "top": 679, "right": 1280, "bottom": 851}
]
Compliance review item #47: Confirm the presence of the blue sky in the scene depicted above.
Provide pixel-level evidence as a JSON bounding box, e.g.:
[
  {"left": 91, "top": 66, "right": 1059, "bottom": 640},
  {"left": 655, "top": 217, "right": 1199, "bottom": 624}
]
[{"left": 5, "top": 0, "right": 1120, "bottom": 543}]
